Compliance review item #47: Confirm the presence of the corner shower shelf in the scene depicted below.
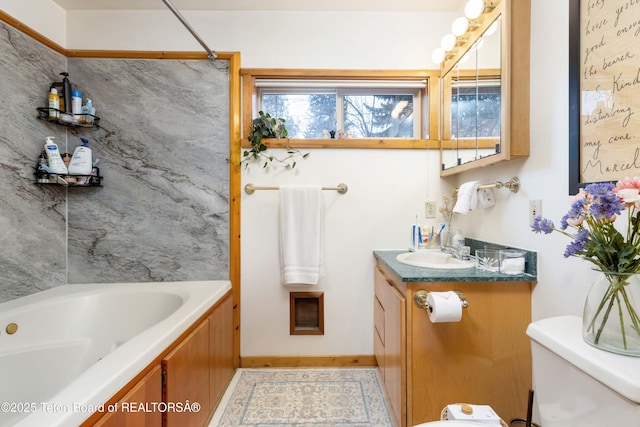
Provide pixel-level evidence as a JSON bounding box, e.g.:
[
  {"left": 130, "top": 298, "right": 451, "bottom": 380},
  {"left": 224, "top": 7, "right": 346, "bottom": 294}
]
[
  {"left": 37, "top": 107, "right": 100, "bottom": 128},
  {"left": 34, "top": 167, "right": 103, "bottom": 187}
]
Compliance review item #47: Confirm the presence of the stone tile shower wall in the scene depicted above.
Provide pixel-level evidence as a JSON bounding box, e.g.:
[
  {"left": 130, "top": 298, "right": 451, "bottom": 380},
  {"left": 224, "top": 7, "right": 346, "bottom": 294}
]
[
  {"left": 0, "top": 21, "right": 67, "bottom": 302},
  {"left": 0, "top": 21, "right": 230, "bottom": 302},
  {"left": 66, "top": 58, "right": 229, "bottom": 284}
]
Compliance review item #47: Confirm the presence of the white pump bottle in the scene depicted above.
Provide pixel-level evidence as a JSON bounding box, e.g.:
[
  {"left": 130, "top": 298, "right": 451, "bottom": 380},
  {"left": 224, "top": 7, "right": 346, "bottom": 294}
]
[
  {"left": 68, "top": 138, "right": 92, "bottom": 175},
  {"left": 44, "top": 136, "right": 68, "bottom": 174}
]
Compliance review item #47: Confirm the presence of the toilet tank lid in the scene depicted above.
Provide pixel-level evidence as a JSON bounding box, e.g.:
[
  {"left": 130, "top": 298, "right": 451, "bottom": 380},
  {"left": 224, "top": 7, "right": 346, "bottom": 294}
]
[
  {"left": 414, "top": 422, "right": 493, "bottom": 427},
  {"left": 527, "top": 315, "right": 640, "bottom": 404}
]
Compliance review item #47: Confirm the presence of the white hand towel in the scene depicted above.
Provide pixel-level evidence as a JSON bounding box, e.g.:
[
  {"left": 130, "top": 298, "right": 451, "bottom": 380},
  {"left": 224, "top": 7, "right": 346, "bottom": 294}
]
[
  {"left": 453, "top": 181, "right": 480, "bottom": 214},
  {"left": 279, "top": 185, "right": 323, "bottom": 285},
  {"left": 477, "top": 188, "right": 496, "bottom": 208}
]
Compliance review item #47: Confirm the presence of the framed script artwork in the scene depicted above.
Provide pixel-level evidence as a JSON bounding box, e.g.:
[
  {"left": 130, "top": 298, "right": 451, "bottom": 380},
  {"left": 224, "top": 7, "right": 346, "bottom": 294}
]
[{"left": 569, "top": 0, "right": 640, "bottom": 194}]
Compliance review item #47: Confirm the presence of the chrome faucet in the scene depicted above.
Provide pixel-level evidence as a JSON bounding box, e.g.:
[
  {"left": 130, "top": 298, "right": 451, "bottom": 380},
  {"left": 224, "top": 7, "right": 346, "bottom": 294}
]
[
  {"left": 441, "top": 245, "right": 471, "bottom": 260},
  {"left": 441, "top": 245, "right": 457, "bottom": 256}
]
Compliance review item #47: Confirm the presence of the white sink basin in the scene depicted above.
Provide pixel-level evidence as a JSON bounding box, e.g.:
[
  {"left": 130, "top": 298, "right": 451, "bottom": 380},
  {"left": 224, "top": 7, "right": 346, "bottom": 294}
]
[{"left": 395, "top": 250, "right": 475, "bottom": 269}]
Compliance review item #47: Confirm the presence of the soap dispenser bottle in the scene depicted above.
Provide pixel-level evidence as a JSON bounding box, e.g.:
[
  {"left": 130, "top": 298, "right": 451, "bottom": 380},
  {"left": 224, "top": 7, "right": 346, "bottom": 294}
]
[
  {"left": 80, "top": 99, "right": 95, "bottom": 125},
  {"left": 60, "top": 72, "right": 72, "bottom": 114},
  {"left": 68, "top": 137, "right": 92, "bottom": 175},
  {"left": 59, "top": 72, "right": 73, "bottom": 123},
  {"left": 452, "top": 229, "right": 465, "bottom": 247},
  {"left": 44, "top": 136, "right": 68, "bottom": 175}
]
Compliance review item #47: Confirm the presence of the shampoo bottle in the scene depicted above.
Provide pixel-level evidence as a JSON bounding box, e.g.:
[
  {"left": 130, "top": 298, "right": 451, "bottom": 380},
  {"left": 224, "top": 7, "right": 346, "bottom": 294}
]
[
  {"left": 44, "top": 136, "right": 68, "bottom": 174},
  {"left": 48, "top": 88, "right": 60, "bottom": 121},
  {"left": 71, "top": 89, "right": 82, "bottom": 122},
  {"left": 68, "top": 137, "right": 92, "bottom": 175},
  {"left": 50, "top": 82, "right": 64, "bottom": 112}
]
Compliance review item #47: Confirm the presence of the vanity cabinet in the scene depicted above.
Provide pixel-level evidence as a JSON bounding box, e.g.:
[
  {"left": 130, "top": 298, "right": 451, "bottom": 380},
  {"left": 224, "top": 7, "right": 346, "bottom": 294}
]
[
  {"left": 85, "top": 291, "right": 234, "bottom": 427},
  {"left": 374, "top": 261, "right": 532, "bottom": 427},
  {"left": 374, "top": 268, "right": 406, "bottom": 427}
]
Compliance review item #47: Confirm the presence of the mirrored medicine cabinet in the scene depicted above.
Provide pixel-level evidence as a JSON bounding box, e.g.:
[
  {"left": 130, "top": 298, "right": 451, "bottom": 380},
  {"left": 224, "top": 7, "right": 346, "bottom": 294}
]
[{"left": 439, "top": 0, "right": 530, "bottom": 176}]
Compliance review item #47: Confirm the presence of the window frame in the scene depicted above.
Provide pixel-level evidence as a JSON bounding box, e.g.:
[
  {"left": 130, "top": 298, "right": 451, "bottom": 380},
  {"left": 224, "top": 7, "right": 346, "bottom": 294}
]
[{"left": 240, "top": 69, "right": 440, "bottom": 149}]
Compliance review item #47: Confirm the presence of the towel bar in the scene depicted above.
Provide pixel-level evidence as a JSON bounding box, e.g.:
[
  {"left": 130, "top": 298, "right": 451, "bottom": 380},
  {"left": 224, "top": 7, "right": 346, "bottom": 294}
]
[
  {"left": 454, "top": 177, "right": 520, "bottom": 195},
  {"left": 244, "top": 183, "right": 348, "bottom": 195}
]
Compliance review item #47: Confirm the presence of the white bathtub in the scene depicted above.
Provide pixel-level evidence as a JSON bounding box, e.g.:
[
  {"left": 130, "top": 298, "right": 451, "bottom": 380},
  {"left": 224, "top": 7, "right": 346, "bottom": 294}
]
[{"left": 0, "top": 280, "right": 231, "bottom": 427}]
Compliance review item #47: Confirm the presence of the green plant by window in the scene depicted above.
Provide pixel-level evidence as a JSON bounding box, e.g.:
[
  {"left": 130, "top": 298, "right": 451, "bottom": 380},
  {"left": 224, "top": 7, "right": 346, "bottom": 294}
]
[{"left": 243, "top": 111, "right": 309, "bottom": 169}]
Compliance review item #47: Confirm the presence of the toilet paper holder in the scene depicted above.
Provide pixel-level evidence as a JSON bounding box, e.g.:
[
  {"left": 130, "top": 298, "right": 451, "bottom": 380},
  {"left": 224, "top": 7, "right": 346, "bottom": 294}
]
[{"left": 413, "top": 290, "right": 469, "bottom": 312}]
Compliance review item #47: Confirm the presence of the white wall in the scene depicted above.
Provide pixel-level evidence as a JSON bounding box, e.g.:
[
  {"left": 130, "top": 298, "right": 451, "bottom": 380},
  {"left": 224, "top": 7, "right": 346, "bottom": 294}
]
[
  {"left": 454, "top": 0, "right": 594, "bottom": 320},
  {"left": 61, "top": 8, "right": 455, "bottom": 358},
  {"left": 4, "top": 1, "right": 591, "bottom": 358},
  {"left": 0, "top": 0, "right": 66, "bottom": 46},
  {"left": 64, "top": 10, "right": 454, "bottom": 69}
]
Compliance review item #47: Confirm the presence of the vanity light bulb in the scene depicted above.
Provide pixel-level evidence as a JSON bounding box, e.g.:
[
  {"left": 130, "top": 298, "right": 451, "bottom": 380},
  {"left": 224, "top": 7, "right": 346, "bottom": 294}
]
[
  {"left": 451, "top": 17, "right": 469, "bottom": 36},
  {"left": 432, "top": 48, "right": 446, "bottom": 64},
  {"left": 441, "top": 34, "right": 457, "bottom": 52},
  {"left": 465, "top": 0, "right": 485, "bottom": 20}
]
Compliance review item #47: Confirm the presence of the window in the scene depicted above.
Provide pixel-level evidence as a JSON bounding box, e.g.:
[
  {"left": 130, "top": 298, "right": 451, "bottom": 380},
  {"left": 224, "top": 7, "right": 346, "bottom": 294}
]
[
  {"left": 259, "top": 83, "right": 419, "bottom": 139},
  {"left": 241, "top": 69, "right": 439, "bottom": 149}
]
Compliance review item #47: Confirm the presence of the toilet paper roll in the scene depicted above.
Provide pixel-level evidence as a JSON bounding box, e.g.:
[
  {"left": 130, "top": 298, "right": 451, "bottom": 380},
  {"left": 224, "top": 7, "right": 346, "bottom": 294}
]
[{"left": 427, "top": 291, "right": 463, "bottom": 323}]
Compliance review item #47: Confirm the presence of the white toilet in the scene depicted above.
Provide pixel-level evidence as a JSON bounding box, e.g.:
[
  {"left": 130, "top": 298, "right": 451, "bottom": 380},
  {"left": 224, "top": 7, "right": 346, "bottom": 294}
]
[
  {"left": 414, "top": 423, "right": 495, "bottom": 426},
  {"left": 527, "top": 315, "right": 640, "bottom": 426},
  {"left": 413, "top": 404, "right": 506, "bottom": 427}
]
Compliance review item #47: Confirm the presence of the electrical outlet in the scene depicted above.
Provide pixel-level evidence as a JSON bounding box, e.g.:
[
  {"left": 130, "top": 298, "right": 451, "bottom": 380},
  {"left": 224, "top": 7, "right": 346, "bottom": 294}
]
[
  {"left": 425, "top": 201, "right": 437, "bottom": 219},
  {"left": 529, "top": 199, "right": 542, "bottom": 225}
]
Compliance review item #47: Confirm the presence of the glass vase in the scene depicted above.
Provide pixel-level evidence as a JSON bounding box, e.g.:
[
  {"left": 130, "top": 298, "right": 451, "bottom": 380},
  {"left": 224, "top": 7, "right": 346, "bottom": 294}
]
[{"left": 582, "top": 270, "right": 640, "bottom": 357}]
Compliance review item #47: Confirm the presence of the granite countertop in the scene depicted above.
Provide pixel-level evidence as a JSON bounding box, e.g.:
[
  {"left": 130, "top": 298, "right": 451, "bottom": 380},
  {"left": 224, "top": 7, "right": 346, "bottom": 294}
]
[{"left": 373, "top": 248, "right": 537, "bottom": 283}]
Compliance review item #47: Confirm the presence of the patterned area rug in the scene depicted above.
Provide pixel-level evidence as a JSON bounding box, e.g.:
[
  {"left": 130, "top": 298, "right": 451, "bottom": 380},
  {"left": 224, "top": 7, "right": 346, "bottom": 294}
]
[{"left": 209, "top": 368, "right": 393, "bottom": 427}]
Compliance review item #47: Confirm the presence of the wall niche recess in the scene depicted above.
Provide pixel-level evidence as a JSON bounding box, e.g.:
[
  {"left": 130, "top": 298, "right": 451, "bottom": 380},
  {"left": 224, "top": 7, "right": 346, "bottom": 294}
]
[{"left": 290, "top": 292, "right": 324, "bottom": 335}]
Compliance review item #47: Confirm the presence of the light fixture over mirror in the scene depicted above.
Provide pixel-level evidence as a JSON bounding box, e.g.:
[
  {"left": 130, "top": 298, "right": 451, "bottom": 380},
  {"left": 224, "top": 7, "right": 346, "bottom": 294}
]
[
  {"left": 465, "top": 0, "right": 486, "bottom": 20},
  {"left": 441, "top": 34, "right": 457, "bottom": 52},
  {"left": 452, "top": 17, "right": 470, "bottom": 36},
  {"left": 432, "top": 48, "right": 446, "bottom": 64},
  {"left": 431, "top": 0, "right": 498, "bottom": 65}
]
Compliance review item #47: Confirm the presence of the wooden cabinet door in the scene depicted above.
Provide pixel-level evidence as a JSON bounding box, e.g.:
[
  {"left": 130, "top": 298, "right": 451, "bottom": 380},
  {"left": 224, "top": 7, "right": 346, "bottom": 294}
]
[
  {"left": 374, "top": 268, "right": 387, "bottom": 374},
  {"left": 407, "top": 281, "right": 532, "bottom": 424},
  {"left": 209, "top": 292, "right": 234, "bottom": 410},
  {"left": 93, "top": 365, "right": 163, "bottom": 427},
  {"left": 373, "top": 293, "right": 386, "bottom": 374},
  {"left": 163, "top": 319, "right": 210, "bottom": 427},
  {"left": 384, "top": 276, "right": 406, "bottom": 427},
  {"left": 374, "top": 268, "right": 406, "bottom": 427}
]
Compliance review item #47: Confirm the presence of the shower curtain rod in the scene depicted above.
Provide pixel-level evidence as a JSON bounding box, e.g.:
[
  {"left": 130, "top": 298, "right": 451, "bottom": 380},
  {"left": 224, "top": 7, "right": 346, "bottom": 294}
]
[{"left": 161, "top": 0, "right": 218, "bottom": 61}]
